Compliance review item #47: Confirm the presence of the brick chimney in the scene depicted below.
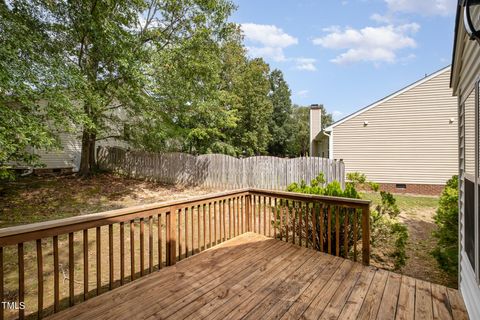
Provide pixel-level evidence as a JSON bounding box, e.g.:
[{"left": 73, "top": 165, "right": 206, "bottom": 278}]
[{"left": 309, "top": 104, "right": 322, "bottom": 156}]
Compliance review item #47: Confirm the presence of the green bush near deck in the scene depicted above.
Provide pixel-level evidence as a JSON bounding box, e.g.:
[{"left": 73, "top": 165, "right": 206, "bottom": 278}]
[
  {"left": 286, "top": 172, "right": 409, "bottom": 270},
  {"left": 432, "top": 175, "right": 458, "bottom": 276}
]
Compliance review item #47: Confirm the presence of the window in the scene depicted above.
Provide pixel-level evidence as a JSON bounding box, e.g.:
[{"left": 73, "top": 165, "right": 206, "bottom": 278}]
[
  {"left": 462, "top": 78, "right": 480, "bottom": 282},
  {"left": 395, "top": 184, "right": 407, "bottom": 189}
]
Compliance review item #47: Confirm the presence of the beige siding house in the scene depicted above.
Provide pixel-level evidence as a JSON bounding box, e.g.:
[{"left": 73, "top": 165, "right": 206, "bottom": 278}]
[
  {"left": 313, "top": 66, "right": 457, "bottom": 194},
  {"left": 451, "top": 1, "right": 480, "bottom": 318}
]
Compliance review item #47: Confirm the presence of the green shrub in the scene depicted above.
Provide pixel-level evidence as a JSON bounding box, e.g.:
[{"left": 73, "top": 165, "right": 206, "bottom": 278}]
[
  {"left": 284, "top": 172, "right": 408, "bottom": 269},
  {"left": 432, "top": 175, "right": 458, "bottom": 276}
]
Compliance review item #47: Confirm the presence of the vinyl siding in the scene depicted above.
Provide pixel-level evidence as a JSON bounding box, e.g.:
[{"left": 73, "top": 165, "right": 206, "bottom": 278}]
[
  {"left": 32, "top": 134, "right": 128, "bottom": 172},
  {"left": 32, "top": 133, "right": 80, "bottom": 170},
  {"left": 331, "top": 68, "right": 457, "bottom": 185},
  {"left": 453, "top": 11, "right": 480, "bottom": 319}
]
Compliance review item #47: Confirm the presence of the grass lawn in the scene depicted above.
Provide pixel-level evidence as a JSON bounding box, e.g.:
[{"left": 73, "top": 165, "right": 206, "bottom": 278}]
[{"left": 361, "top": 191, "right": 457, "bottom": 288}]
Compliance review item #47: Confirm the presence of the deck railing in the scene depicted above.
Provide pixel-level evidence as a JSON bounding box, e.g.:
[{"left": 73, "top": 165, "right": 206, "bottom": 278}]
[{"left": 0, "top": 188, "right": 370, "bottom": 320}]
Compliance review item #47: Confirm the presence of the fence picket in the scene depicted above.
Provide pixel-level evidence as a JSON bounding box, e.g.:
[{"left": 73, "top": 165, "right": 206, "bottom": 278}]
[{"left": 97, "top": 147, "right": 345, "bottom": 190}]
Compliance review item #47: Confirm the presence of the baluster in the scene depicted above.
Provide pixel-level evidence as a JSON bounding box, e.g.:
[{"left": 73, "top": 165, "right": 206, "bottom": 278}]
[
  {"left": 140, "top": 218, "right": 145, "bottom": 275},
  {"left": 203, "top": 204, "right": 207, "bottom": 251},
  {"left": 158, "top": 214, "right": 162, "bottom": 269},
  {"left": 263, "top": 196, "right": 267, "bottom": 236},
  {"left": 149, "top": 217, "right": 153, "bottom": 273},
  {"left": 362, "top": 205, "right": 370, "bottom": 265},
  {"left": 197, "top": 205, "right": 201, "bottom": 253},
  {"left": 96, "top": 227, "right": 101, "bottom": 294},
  {"left": 228, "top": 199, "right": 232, "bottom": 239},
  {"left": 305, "top": 203, "right": 309, "bottom": 248},
  {"left": 53, "top": 236, "right": 59, "bottom": 311},
  {"left": 292, "top": 201, "right": 296, "bottom": 245},
  {"left": 191, "top": 206, "right": 194, "bottom": 255},
  {"left": 223, "top": 199, "right": 226, "bottom": 242},
  {"left": 286, "top": 200, "right": 290, "bottom": 243},
  {"left": 18, "top": 243, "right": 24, "bottom": 319},
  {"left": 353, "top": 208, "right": 358, "bottom": 262},
  {"left": 177, "top": 209, "right": 182, "bottom": 261},
  {"left": 184, "top": 208, "right": 189, "bottom": 258},
  {"left": 83, "top": 230, "right": 89, "bottom": 300},
  {"left": 69, "top": 232, "right": 75, "bottom": 305},
  {"left": 312, "top": 205, "right": 317, "bottom": 250},
  {"left": 279, "top": 200, "right": 284, "bottom": 241},
  {"left": 258, "top": 196, "right": 261, "bottom": 234},
  {"left": 241, "top": 196, "right": 244, "bottom": 234},
  {"left": 208, "top": 203, "right": 212, "bottom": 248},
  {"left": 165, "top": 213, "right": 171, "bottom": 266},
  {"left": 299, "top": 202, "right": 302, "bottom": 246},
  {"left": 130, "top": 220, "right": 135, "bottom": 280},
  {"left": 36, "top": 240, "right": 43, "bottom": 318},
  {"left": 214, "top": 202, "right": 217, "bottom": 245},
  {"left": 273, "top": 198, "right": 277, "bottom": 239},
  {"left": 269, "top": 197, "right": 272, "bottom": 237},
  {"left": 335, "top": 207, "right": 340, "bottom": 256},
  {"left": 319, "top": 205, "right": 324, "bottom": 252},
  {"left": 108, "top": 225, "right": 114, "bottom": 289},
  {"left": 120, "top": 222, "right": 125, "bottom": 283},
  {"left": 344, "top": 208, "right": 349, "bottom": 258},
  {"left": 327, "top": 206, "right": 332, "bottom": 255}
]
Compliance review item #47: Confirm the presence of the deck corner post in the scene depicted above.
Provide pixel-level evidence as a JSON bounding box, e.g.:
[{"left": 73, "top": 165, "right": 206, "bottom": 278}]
[{"left": 361, "top": 204, "right": 370, "bottom": 265}]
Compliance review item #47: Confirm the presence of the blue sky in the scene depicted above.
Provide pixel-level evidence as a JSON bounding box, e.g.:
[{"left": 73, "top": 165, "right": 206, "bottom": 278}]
[{"left": 230, "top": 0, "right": 457, "bottom": 120}]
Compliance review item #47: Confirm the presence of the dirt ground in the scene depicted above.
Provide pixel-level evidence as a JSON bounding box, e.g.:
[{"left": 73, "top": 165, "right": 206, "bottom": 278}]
[
  {"left": 0, "top": 173, "right": 219, "bottom": 228},
  {"left": 398, "top": 204, "right": 457, "bottom": 288},
  {"left": 362, "top": 192, "right": 457, "bottom": 289}
]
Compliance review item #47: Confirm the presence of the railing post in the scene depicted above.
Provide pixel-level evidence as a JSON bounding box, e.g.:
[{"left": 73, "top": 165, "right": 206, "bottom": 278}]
[{"left": 361, "top": 204, "right": 370, "bottom": 265}]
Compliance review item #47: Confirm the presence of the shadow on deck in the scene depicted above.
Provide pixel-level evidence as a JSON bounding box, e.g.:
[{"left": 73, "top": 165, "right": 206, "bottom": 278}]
[{"left": 46, "top": 233, "right": 468, "bottom": 320}]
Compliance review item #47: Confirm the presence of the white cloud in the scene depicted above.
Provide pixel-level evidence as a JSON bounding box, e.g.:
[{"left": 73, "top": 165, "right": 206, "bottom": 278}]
[
  {"left": 297, "top": 90, "right": 309, "bottom": 98},
  {"left": 385, "top": 0, "right": 456, "bottom": 16},
  {"left": 294, "top": 58, "right": 317, "bottom": 71},
  {"left": 370, "top": 13, "right": 392, "bottom": 24},
  {"left": 312, "top": 23, "right": 419, "bottom": 64},
  {"left": 241, "top": 23, "right": 298, "bottom": 62}
]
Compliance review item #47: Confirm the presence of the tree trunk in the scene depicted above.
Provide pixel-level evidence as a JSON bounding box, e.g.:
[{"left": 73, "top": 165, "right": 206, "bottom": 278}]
[{"left": 78, "top": 130, "right": 96, "bottom": 176}]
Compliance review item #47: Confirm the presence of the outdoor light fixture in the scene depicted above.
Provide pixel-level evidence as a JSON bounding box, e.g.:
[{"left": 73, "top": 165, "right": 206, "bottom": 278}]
[{"left": 464, "top": 0, "right": 480, "bottom": 44}]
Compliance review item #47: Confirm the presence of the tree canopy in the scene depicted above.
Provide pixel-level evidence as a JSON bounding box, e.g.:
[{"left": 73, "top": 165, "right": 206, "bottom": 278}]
[{"left": 1, "top": 0, "right": 336, "bottom": 178}]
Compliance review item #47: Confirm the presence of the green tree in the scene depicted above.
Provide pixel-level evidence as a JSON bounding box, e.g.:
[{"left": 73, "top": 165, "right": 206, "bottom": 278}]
[
  {"left": 227, "top": 57, "right": 273, "bottom": 156},
  {"left": 0, "top": 1, "right": 79, "bottom": 179},
  {"left": 1, "top": 0, "right": 236, "bottom": 176},
  {"left": 267, "top": 69, "right": 293, "bottom": 156},
  {"left": 287, "top": 106, "right": 310, "bottom": 156}
]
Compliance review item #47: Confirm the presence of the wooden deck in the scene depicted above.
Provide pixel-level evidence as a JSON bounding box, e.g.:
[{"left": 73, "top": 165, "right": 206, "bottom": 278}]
[{"left": 47, "top": 233, "right": 468, "bottom": 320}]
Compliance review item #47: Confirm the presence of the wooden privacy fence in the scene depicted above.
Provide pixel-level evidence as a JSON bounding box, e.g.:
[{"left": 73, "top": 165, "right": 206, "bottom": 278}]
[
  {"left": 97, "top": 147, "right": 345, "bottom": 189},
  {"left": 0, "top": 188, "right": 369, "bottom": 320}
]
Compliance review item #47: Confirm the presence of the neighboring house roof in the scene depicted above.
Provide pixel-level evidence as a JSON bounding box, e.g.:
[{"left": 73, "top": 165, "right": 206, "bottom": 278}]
[{"left": 324, "top": 65, "right": 451, "bottom": 132}]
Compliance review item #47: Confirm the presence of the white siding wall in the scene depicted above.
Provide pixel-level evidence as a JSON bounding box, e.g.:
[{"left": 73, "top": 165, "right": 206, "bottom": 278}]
[
  {"left": 33, "top": 133, "right": 81, "bottom": 170},
  {"left": 331, "top": 68, "right": 457, "bottom": 185},
  {"left": 453, "top": 12, "right": 480, "bottom": 320},
  {"left": 33, "top": 133, "right": 129, "bottom": 172}
]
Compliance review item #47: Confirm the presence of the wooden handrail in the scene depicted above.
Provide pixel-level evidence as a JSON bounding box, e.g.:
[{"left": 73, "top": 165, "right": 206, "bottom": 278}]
[{"left": 0, "top": 188, "right": 370, "bottom": 319}]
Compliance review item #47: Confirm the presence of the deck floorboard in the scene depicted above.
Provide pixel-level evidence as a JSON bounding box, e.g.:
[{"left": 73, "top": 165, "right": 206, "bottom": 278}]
[{"left": 46, "top": 233, "right": 468, "bottom": 320}]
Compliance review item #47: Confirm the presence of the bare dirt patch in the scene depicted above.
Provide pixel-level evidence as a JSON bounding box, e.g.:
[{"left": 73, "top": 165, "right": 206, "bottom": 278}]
[{"left": 0, "top": 173, "right": 219, "bottom": 228}]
